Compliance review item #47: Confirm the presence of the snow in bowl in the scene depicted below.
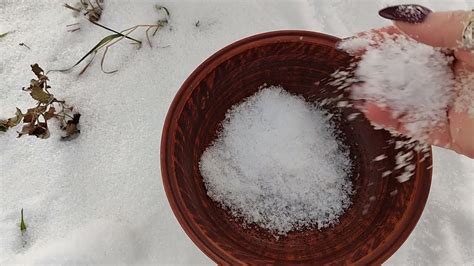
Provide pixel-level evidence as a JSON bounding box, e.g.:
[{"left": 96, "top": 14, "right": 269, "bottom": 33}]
[{"left": 161, "top": 31, "right": 432, "bottom": 264}]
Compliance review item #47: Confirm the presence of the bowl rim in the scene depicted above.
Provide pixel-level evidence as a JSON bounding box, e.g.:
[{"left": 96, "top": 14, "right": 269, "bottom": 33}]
[{"left": 161, "top": 30, "right": 432, "bottom": 264}]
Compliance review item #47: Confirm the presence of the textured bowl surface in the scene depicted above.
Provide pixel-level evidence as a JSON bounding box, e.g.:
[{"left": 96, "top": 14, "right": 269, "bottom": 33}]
[{"left": 161, "top": 31, "right": 432, "bottom": 265}]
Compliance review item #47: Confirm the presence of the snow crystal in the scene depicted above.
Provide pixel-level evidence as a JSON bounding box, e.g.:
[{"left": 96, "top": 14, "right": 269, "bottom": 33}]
[
  {"left": 382, "top": 170, "right": 392, "bottom": 177},
  {"left": 336, "top": 37, "right": 374, "bottom": 54},
  {"left": 395, "top": 5, "right": 430, "bottom": 23},
  {"left": 200, "top": 86, "right": 353, "bottom": 236},
  {"left": 347, "top": 112, "right": 360, "bottom": 121},
  {"left": 350, "top": 35, "right": 455, "bottom": 141},
  {"left": 333, "top": 35, "right": 453, "bottom": 183},
  {"left": 373, "top": 154, "right": 388, "bottom": 161}
]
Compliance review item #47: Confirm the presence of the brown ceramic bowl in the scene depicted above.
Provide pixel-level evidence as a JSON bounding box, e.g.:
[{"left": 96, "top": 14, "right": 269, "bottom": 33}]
[{"left": 161, "top": 31, "right": 432, "bottom": 264}]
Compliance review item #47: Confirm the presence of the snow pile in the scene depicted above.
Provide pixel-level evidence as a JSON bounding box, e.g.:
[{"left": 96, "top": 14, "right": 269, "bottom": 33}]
[
  {"left": 340, "top": 35, "right": 455, "bottom": 140},
  {"left": 334, "top": 35, "right": 455, "bottom": 182},
  {"left": 200, "top": 87, "right": 352, "bottom": 235}
]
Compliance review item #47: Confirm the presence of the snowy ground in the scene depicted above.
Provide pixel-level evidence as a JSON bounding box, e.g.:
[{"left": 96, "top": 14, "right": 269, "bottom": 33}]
[{"left": 0, "top": 0, "right": 473, "bottom": 264}]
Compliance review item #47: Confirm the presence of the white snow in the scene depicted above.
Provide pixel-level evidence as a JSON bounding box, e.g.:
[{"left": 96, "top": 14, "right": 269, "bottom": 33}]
[
  {"left": 200, "top": 87, "right": 352, "bottom": 236},
  {"left": 0, "top": 0, "right": 473, "bottom": 265},
  {"left": 337, "top": 37, "right": 375, "bottom": 54},
  {"left": 374, "top": 154, "right": 388, "bottom": 161},
  {"left": 335, "top": 35, "right": 452, "bottom": 183},
  {"left": 342, "top": 35, "right": 455, "bottom": 140}
]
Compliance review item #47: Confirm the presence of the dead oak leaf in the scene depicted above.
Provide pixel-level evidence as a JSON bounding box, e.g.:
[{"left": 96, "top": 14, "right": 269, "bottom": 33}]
[
  {"left": 23, "top": 108, "right": 38, "bottom": 123},
  {"left": 43, "top": 106, "right": 56, "bottom": 120},
  {"left": 31, "top": 64, "right": 44, "bottom": 79},
  {"left": 18, "top": 123, "right": 33, "bottom": 137},
  {"left": 18, "top": 122, "right": 50, "bottom": 139},
  {"left": 0, "top": 108, "right": 24, "bottom": 132},
  {"left": 30, "top": 86, "right": 53, "bottom": 104},
  {"left": 0, "top": 122, "right": 8, "bottom": 132},
  {"left": 61, "top": 113, "right": 80, "bottom": 140},
  {"left": 6, "top": 108, "right": 23, "bottom": 127},
  {"left": 31, "top": 122, "right": 50, "bottom": 139}
]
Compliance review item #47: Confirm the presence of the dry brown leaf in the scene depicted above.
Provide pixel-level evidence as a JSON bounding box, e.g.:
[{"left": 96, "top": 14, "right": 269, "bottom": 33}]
[
  {"left": 31, "top": 64, "right": 44, "bottom": 78},
  {"left": 30, "top": 86, "right": 53, "bottom": 104},
  {"left": 43, "top": 106, "right": 56, "bottom": 120},
  {"left": 61, "top": 113, "right": 81, "bottom": 140}
]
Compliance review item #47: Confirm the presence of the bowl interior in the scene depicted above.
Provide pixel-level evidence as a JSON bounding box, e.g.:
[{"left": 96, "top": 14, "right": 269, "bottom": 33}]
[{"left": 161, "top": 31, "right": 432, "bottom": 264}]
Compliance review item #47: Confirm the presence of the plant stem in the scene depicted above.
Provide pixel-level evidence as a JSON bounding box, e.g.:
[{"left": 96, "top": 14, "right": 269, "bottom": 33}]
[
  {"left": 89, "top": 21, "right": 142, "bottom": 44},
  {"left": 20, "top": 209, "right": 27, "bottom": 232}
]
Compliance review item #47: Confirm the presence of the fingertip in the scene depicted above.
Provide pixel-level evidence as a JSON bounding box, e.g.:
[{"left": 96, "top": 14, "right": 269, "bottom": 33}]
[
  {"left": 360, "top": 102, "right": 400, "bottom": 129},
  {"left": 448, "top": 110, "right": 474, "bottom": 157},
  {"left": 454, "top": 49, "right": 474, "bottom": 70},
  {"left": 336, "top": 26, "right": 402, "bottom": 56},
  {"left": 427, "top": 124, "right": 452, "bottom": 148},
  {"left": 394, "top": 10, "right": 471, "bottom": 48}
]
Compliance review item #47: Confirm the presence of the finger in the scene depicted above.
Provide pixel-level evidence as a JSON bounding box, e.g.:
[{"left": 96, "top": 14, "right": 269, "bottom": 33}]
[
  {"left": 454, "top": 49, "right": 474, "bottom": 69},
  {"left": 359, "top": 102, "right": 452, "bottom": 148},
  {"left": 453, "top": 58, "right": 474, "bottom": 104},
  {"left": 354, "top": 26, "right": 402, "bottom": 39},
  {"left": 393, "top": 10, "right": 471, "bottom": 48},
  {"left": 337, "top": 26, "right": 402, "bottom": 56},
  {"left": 448, "top": 110, "right": 474, "bottom": 158},
  {"left": 451, "top": 59, "right": 474, "bottom": 158},
  {"left": 427, "top": 123, "right": 452, "bottom": 149},
  {"left": 361, "top": 102, "right": 402, "bottom": 131}
]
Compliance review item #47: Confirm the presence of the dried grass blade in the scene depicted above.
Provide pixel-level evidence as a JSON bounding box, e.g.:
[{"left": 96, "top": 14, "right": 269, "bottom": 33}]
[
  {"left": 89, "top": 21, "right": 141, "bottom": 44},
  {"left": 49, "top": 33, "right": 121, "bottom": 73}
]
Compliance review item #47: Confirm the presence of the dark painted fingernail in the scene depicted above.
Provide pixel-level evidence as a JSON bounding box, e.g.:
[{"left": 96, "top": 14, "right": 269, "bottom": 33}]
[{"left": 379, "top": 4, "right": 431, "bottom": 24}]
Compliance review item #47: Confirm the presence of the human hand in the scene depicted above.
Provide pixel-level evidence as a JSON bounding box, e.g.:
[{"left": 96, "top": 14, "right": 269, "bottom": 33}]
[{"left": 349, "top": 5, "right": 474, "bottom": 158}]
